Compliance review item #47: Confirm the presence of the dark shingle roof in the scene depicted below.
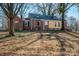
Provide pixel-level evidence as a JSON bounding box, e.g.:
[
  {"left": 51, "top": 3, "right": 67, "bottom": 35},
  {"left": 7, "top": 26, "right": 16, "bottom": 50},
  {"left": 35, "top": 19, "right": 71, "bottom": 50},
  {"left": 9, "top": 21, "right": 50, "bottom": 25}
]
[{"left": 29, "top": 13, "right": 61, "bottom": 20}]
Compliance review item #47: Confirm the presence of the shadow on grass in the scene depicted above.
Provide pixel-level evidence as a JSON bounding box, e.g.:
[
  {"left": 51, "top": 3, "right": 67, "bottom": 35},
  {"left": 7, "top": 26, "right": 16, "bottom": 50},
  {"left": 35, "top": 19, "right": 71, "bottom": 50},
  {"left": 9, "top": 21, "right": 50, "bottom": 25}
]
[
  {"left": 15, "top": 30, "right": 64, "bottom": 38},
  {"left": 0, "top": 35, "right": 14, "bottom": 40},
  {"left": 65, "top": 31, "right": 79, "bottom": 38},
  {"left": 63, "top": 32, "right": 79, "bottom": 44},
  {"left": 16, "top": 30, "right": 37, "bottom": 33},
  {"left": 46, "top": 30, "right": 65, "bottom": 33},
  {"left": 16, "top": 30, "right": 37, "bottom": 37},
  {"left": 52, "top": 34, "right": 74, "bottom": 56},
  {"left": 12, "top": 38, "right": 41, "bottom": 51},
  {"left": 0, "top": 35, "right": 15, "bottom": 43}
]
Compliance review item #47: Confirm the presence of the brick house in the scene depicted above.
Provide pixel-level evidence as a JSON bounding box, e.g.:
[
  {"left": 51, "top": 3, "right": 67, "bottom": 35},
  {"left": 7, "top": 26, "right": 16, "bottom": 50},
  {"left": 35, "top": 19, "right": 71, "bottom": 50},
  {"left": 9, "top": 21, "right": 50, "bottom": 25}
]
[
  {"left": 0, "top": 13, "right": 67, "bottom": 31},
  {"left": 23, "top": 13, "right": 67, "bottom": 30}
]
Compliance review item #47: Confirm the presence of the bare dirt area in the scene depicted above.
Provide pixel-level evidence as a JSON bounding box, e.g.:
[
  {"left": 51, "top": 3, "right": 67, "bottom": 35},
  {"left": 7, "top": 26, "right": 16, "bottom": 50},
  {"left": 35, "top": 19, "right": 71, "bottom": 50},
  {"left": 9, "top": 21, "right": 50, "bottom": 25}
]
[
  {"left": 54, "top": 32, "right": 79, "bottom": 56},
  {"left": 0, "top": 31, "right": 79, "bottom": 56}
]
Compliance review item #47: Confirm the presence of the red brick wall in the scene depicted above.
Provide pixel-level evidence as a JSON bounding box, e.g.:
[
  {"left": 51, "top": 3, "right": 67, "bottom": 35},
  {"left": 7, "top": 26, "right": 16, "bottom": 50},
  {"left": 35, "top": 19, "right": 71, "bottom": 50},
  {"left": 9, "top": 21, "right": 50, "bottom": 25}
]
[
  {"left": 32, "top": 20, "right": 43, "bottom": 30},
  {"left": 14, "top": 17, "right": 23, "bottom": 31}
]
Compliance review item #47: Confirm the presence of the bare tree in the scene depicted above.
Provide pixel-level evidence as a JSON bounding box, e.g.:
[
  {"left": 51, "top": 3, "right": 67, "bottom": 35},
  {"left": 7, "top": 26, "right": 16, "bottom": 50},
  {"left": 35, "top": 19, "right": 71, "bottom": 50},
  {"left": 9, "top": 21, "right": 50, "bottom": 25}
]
[
  {"left": 36, "top": 3, "right": 57, "bottom": 16},
  {"left": 19, "top": 4, "right": 28, "bottom": 19},
  {"left": 0, "top": 3, "right": 24, "bottom": 36},
  {"left": 57, "top": 3, "right": 74, "bottom": 30},
  {"left": 75, "top": 4, "right": 79, "bottom": 31},
  {"left": 75, "top": 21, "right": 78, "bottom": 31},
  {"left": 19, "top": 3, "right": 35, "bottom": 19},
  {"left": 69, "top": 16, "right": 76, "bottom": 31}
]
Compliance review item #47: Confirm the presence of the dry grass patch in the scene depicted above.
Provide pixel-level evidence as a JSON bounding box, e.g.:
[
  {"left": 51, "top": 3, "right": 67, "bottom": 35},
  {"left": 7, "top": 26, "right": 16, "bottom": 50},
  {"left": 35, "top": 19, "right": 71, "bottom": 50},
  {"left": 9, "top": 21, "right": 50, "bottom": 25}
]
[{"left": 0, "top": 32, "right": 79, "bottom": 56}]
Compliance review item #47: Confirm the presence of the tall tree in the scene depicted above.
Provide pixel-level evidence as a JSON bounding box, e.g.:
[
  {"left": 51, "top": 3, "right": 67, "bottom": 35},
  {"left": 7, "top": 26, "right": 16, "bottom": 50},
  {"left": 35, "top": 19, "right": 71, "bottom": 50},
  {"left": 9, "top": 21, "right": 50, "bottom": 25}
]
[
  {"left": 36, "top": 3, "right": 57, "bottom": 16},
  {"left": 0, "top": 3, "right": 24, "bottom": 36},
  {"left": 19, "top": 4, "right": 28, "bottom": 19},
  {"left": 19, "top": 3, "right": 35, "bottom": 19},
  {"left": 69, "top": 16, "right": 76, "bottom": 31},
  {"left": 57, "top": 3, "right": 74, "bottom": 30}
]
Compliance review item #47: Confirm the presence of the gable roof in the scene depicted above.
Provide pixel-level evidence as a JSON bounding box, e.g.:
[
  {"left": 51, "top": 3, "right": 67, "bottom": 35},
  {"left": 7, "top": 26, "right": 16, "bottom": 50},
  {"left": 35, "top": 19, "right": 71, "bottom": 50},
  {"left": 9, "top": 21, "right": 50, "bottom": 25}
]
[{"left": 29, "top": 13, "right": 61, "bottom": 20}]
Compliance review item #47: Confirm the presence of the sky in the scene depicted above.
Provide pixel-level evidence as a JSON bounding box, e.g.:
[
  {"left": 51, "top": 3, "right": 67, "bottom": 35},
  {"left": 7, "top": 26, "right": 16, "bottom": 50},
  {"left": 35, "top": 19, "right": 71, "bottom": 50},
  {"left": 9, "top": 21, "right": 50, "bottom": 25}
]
[
  {"left": 67, "top": 5, "right": 79, "bottom": 20},
  {"left": 66, "top": 5, "right": 79, "bottom": 26}
]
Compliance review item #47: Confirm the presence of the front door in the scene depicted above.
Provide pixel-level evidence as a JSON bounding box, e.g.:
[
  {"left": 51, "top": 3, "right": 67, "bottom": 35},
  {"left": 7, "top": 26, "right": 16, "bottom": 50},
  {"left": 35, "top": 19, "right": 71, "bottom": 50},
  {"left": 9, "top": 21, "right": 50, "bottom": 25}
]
[{"left": 36, "top": 21, "right": 41, "bottom": 30}]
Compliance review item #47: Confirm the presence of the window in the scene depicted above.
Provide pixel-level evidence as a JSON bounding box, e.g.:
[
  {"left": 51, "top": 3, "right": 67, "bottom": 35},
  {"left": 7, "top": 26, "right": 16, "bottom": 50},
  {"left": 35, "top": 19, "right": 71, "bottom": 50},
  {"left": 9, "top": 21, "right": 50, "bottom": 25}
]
[
  {"left": 45, "top": 21, "right": 48, "bottom": 25},
  {"left": 37, "top": 22, "right": 39, "bottom": 25},
  {"left": 24, "top": 22, "right": 28, "bottom": 26},
  {"left": 24, "top": 21, "right": 30, "bottom": 27},
  {"left": 58, "top": 22, "right": 60, "bottom": 27},
  {"left": 28, "top": 22, "right": 30, "bottom": 27},
  {"left": 55, "top": 22, "right": 56, "bottom": 27}
]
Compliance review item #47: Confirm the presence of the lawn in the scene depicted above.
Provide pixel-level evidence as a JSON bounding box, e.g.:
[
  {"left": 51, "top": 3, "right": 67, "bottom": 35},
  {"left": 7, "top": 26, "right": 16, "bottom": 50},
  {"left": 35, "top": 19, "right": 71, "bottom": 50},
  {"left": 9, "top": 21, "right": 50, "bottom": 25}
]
[{"left": 0, "top": 31, "right": 79, "bottom": 56}]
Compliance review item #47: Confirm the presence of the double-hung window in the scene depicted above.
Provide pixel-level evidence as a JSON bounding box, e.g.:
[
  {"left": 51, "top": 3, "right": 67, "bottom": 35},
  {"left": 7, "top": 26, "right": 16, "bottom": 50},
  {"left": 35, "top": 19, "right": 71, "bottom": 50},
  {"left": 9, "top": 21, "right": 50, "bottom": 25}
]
[
  {"left": 58, "top": 22, "right": 60, "bottom": 27},
  {"left": 55, "top": 22, "right": 56, "bottom": 27}
]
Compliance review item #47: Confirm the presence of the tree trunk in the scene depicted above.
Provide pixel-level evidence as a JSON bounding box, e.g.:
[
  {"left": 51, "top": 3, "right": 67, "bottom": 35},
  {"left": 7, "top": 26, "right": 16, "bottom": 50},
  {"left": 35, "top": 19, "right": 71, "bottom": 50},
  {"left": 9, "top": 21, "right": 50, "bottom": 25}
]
[
  {"left": 48, "top": 3, "right": 52, "bottom": 16},
  {"left": 61, "top": 13, "right": 65, "bottom": 31},
  {"left": 8, "top": 17, "right": 15, "bottom": 36}
]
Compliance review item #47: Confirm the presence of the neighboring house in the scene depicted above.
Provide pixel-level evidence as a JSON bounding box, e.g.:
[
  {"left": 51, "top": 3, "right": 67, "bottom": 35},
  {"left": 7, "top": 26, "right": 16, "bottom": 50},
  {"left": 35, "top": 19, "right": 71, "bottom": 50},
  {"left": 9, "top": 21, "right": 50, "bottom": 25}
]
[
  {"left": 14, "top": 17, "right": 23, "bottom": 31},
  {"left": 23, "top": 13, "right": 66, "bottom": 30},
  {"left": 0, "top": 16, "right": 8, "bottom": 31},
  {"left": 0, "top": 16, "right": 23, "bottom": 31}
]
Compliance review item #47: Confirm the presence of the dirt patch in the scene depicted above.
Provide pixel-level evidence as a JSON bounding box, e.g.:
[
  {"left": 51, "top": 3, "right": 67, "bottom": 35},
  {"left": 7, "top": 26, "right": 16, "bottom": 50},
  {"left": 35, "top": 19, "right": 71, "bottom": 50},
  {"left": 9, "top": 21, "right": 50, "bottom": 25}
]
[{"left": 0, "top": 32, "right": 79, "bottom": 56}]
